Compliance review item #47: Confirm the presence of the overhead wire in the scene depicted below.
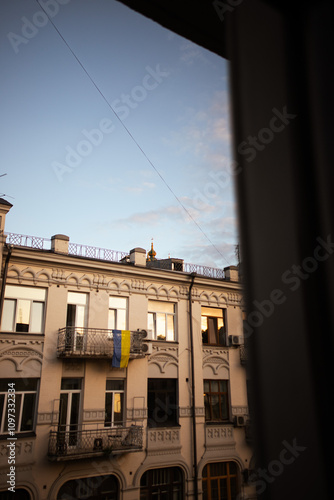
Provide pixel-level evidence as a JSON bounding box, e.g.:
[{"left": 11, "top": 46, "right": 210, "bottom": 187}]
[{"left": 35, "top": 0, "right": 231, "bottom": 266}]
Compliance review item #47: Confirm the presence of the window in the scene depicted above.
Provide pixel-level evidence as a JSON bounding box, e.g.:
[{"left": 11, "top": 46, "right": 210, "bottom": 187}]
[
  {"left": 59, "top": 378, "right": 82, "bottom": 446},
  {"left": 201, "top": 307, "right": 227, "bottom": 346},
  {"left": 204, "top": 380, "right": 230, "bottom": 422},
  {"left": 0, "top": 379, "right": 39, "bottom": 434},
  {"left": 140, "top": 467, "right": 183, "bottom": 499},
  {"left": 147, "top": 378, "right": 178, "bottom": 428},
  {"left": 66, "top": 292, "right": 88, "bottom": 350},
  {"left": 108, "top": 296, "right": 127, "bottom": 330},
  {"left": 1, "top": 286, "right": 46, "bottom": 333},
  {"left": 202, "top": 462, "right": 239, "bottom": 500},
  {"left": 57, "top": 475, "right": 118, "bottom": 500},
  {"left": 148, "top": 300, "right": 176, "bottom": 341},
  {"left": 104, "top": 380, "right": 124, "bottom": 427}
]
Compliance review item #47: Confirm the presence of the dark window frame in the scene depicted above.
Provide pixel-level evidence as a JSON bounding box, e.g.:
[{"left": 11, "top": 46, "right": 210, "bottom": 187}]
[{"left": 147, "top": 378, "right": 178, "bottom": 428}]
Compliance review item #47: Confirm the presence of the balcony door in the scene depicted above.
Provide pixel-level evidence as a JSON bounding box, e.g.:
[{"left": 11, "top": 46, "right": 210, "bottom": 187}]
[
  {"left": 58, "top": 378, "right": 82, "bottom": 448},
  {"left": 66, "top": 292, "right": 88, "bottom": 351}
]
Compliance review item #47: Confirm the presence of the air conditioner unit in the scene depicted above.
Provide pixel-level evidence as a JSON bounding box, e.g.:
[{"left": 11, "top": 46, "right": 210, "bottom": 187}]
[
  {"left": 142, "top": 342, "right": 153, "bottom": 355},
  {"left": 234, "top": 415, "right": 247, "bottom": 427},
  {"left": 229, "top": 335, "right": 241, "bottom": 346},
  {"left": 139, "top": 329, "right": 154, "bottom": 340}
]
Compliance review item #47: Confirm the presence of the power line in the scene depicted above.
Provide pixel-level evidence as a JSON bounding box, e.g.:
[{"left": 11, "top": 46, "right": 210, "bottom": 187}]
[{"left": 35, "top": 0, "right": 231, "bottom": 266}]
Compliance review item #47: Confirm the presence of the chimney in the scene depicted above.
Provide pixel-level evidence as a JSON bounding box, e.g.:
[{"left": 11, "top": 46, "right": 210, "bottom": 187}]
[
  {"left": 129, "top": 247, "right": 146, "bottom": 266},
  {"left": 51, "top": 234, "right": 69, "bottom": 254},
  {"left": 224, "top": 265, "right": 239, "bottom": 281}
]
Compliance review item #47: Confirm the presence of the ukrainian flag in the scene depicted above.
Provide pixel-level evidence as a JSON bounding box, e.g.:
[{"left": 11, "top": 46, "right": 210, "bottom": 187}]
[{"left": 112, "top": 330, "right": 131, "bottom": 368}]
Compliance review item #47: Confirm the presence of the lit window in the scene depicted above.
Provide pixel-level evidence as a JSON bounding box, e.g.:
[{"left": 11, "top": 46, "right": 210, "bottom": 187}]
[
  {"left": 0, "top": 379, "right": 39, "bottom": 434},
  {"left": 104, "top": 380, "right": 125, "bottom": 427},
  {"left": 204, "top": 380, "right": 230, "bottom": 422},
  {"left": 108, "top": 296, "right": 128, "bottom": 330},
  {"left": 201, "top": 307, "right": 226, "bottom": 346},
  {"left": 148, "top": 300, "right": 176, "bottom": 341},
  {"left": 1, "top": 286, "right": 46, "bottom": 333}
]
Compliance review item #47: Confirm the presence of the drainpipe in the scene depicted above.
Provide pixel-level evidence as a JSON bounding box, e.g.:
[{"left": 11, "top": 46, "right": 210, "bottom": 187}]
[
  {"left": 0, "top": 245, "right": 12, "bottom": 328},
  {"left": 188, "top": 272, "right": 198, "bottom": 499}
]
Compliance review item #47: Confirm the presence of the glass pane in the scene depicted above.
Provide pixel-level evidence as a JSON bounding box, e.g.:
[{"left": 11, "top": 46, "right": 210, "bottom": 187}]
[
  {"left": 203, "top": 380, "right": 210, "bottom": 392},
  {"left": 156, "top": 313, "right": 166, "bottom": 340},
  {"left": 15, "top": 300, "right": 30, "bottom": 332},
  {"left": 66, "top": 304, "right": 76, "bottom": 328},
  {"left": 20, "top": 393, "right": 36, "bottom": 431},
  {"left": 148, "top": 312, "right": 155, "bottom": 337},
  {"left": 113, "top": 393, "right": 123, "bottom": 424},
  {"left": 201, "top": 316, "right": 208, "bottom": 343},
  {"left": 117, "top": 308, "right": 127, "bottom": 330},
  {"left": 201, "top": 307, "right": 223, "bottom": 318},
  {"left": 67, "top": 292, "right": 87, "bottom": 305},
  {"left": 76, "top": 305, "right": 86, "bottom": 328},
  {"left": 70, "top": 393, "right": 80, "bottom": 428},
  {"left": 15, "top": 394, "right": 22, "bottom": 432},
  {"left": 211, "top": 395, "right": 221, "bottom": 419},
  {"left": 148, "top": 300, "right": 174, "bottom": 313},
  {"left": 204, "top": 394, "right": 211, "bottom": 420},
  {"left": 108, "top": 309, "right": 116, "bottom": 330},
  {"left": 0, "top": 378, "right": 38, "bottom": 392},
  {"left": 211, "top": 381, "right": 219, "bottom": 392},
  {"left": 1, "top": 299, "right": 15, "bottom": 331},
  {"left": 166, "top": 314, "right": 175, "bottom": 341},
  {"left": 208, "top": 317, "right": 217, "bottom": 344},
  {"left": 30, "top": 302, "right": 44, "bottom": 333},
  {"left": 5, "top": 285, "right": 46, "bottom": 301},
  {"left": 220, "top": 395, "right": 229, "bottom": 420},
  {"left": 210, "top": 479, "right": 219, "bottom": 500},
  {"left": 106, "top": 380, "right": 124, "bottom": 391},
  {"left": 0, "top": 394, "right": 5, "bottom": 431},
  {"left": 109, "top": 296, "right": 127, "bottom": 308},
  {"left": 59, "top": 393, "right": 68, "bottom": 428},
  {"left": 105, "top": 392, "right": 112, "bottom": 426},
  {"left": 229, "top": 461, "right": 237, "bottom": 475},
  {"left": 61, "top": 378, "right": 82, "bottom": 390},
  {"left": 219, "top": 380, "right": 228, "bottom": 392}
]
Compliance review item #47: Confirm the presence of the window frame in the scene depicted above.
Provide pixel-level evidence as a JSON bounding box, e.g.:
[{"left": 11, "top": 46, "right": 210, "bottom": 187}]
[
  {"left": 201, "top": 306, "right": 227, "bottom": 347},
  {"left": 147, "top": 300, "right": 176, "bottom": 341},
  {"left": 1, "top": 286, "right": 47, "bottom": 334},
  {"left": 202, "top": 461, "right": 239, "bottom": 500},
  {"left": 104, "top": 379, "right": 125, "bottom": 427},
  {"left": 140, "top": 467, "right": 184, "bottom": 499},
  {"left": 108, "top": 296, "right": 128, "bottom": 331},
  {"left": 204, "top": 379, "right": 230, "bottom": 423},
  {"left": 0, "top": 379, "right": 39, "bottom": 434}
]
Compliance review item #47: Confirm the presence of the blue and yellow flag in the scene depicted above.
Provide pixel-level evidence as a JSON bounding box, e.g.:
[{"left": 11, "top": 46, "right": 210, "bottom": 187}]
[{"left": 112, "top": 330, "right": 131, "bottom": 368}]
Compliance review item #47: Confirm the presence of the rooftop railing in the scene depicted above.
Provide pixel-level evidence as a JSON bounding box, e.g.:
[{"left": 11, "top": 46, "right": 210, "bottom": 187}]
[
  {"left": 48, "top": 424, "right": 143, "bottom": 461},
  {"left": 6, "top": 232, "right": 226, "bottom": 279}
]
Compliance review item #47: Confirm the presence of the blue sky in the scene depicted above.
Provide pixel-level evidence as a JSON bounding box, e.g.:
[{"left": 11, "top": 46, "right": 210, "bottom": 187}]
[{"left": 0, "top": 0, "right": 238, "bottom": 268}]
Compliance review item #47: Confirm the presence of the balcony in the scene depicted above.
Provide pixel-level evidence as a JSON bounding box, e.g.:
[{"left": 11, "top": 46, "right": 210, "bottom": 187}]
[
  {"left": 57, "top": 327, "right": 146, "bottom": 359},
  {"left": 48, "top": 424, "right": 143, "bottom": 461},
  {"left": 240, "top": 344, "right": 248, "bottom": 365}
]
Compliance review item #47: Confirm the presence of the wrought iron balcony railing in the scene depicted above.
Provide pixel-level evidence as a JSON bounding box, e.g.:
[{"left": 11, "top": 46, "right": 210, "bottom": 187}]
[
  {"left": 48, "top": 424, "right": 143, "bottom": 461},
  {"left": 57, "top": 327, "right": 146, "bottom": 359}
]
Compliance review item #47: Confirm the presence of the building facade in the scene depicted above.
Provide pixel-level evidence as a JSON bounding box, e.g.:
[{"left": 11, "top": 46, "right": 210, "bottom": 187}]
[{"left": 0, "top": 201, "right": 255, "bottom": 500}]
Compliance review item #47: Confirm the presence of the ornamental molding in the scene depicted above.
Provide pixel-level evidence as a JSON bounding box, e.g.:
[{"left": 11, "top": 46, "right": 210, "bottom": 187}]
[
  {"left": 0, "top": 343, "right": 43, "bottom": 372},
  {"left": 148, "top": 346, "right": 179, "bottom": 374},
  {"left": 202, "top": 348, "right": 229, "bottom": 375},
  {"left": 205, "top": 425, "right": 236, "bottom": 451},
  {"left": 231, "top": 406, "right": 249, "bottom": 416},
  {"left": 147, "top": 428, "right": 181, "bottom": 456}
]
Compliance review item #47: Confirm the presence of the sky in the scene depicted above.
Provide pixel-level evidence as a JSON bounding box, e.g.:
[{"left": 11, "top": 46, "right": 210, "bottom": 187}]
[{"left": 0, "top": 0, "right": 238, "bottom": 269}]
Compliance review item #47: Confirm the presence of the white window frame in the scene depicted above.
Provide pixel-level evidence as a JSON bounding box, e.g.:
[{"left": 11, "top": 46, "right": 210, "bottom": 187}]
[
  {"left": 1, "top": 286, "right": 46, "bottom": 334},
  {"left": 104, "top": 380, "right": 125, "bottom": 427},
  {"left": 0, "top": 379, "right": 39, "bottom": 434},
  {"left": 108, "top": 296, "right": 128, "bottom": 331},
  {"left": 148, "top": 300, "right": 176, "bottom": 341}
]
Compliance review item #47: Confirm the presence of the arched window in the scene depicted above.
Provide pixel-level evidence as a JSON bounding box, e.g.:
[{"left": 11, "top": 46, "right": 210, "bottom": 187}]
[
  {"left": 140, "top": 467, "right": 184, "bottom": 499},
  {"left": 57, "top": 475, "right": 118, "bottom": 500},
  {"left": 202, "top": 461, "right": 239, "bottom": 500}
]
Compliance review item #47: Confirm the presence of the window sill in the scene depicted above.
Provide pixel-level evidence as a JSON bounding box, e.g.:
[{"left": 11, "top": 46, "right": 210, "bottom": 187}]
[
  {"left": 0, "top": 332, "right": 45, "bottom": 339},
  {"left": 0, "top": 431, "right": 36, "bottom": 441}
]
